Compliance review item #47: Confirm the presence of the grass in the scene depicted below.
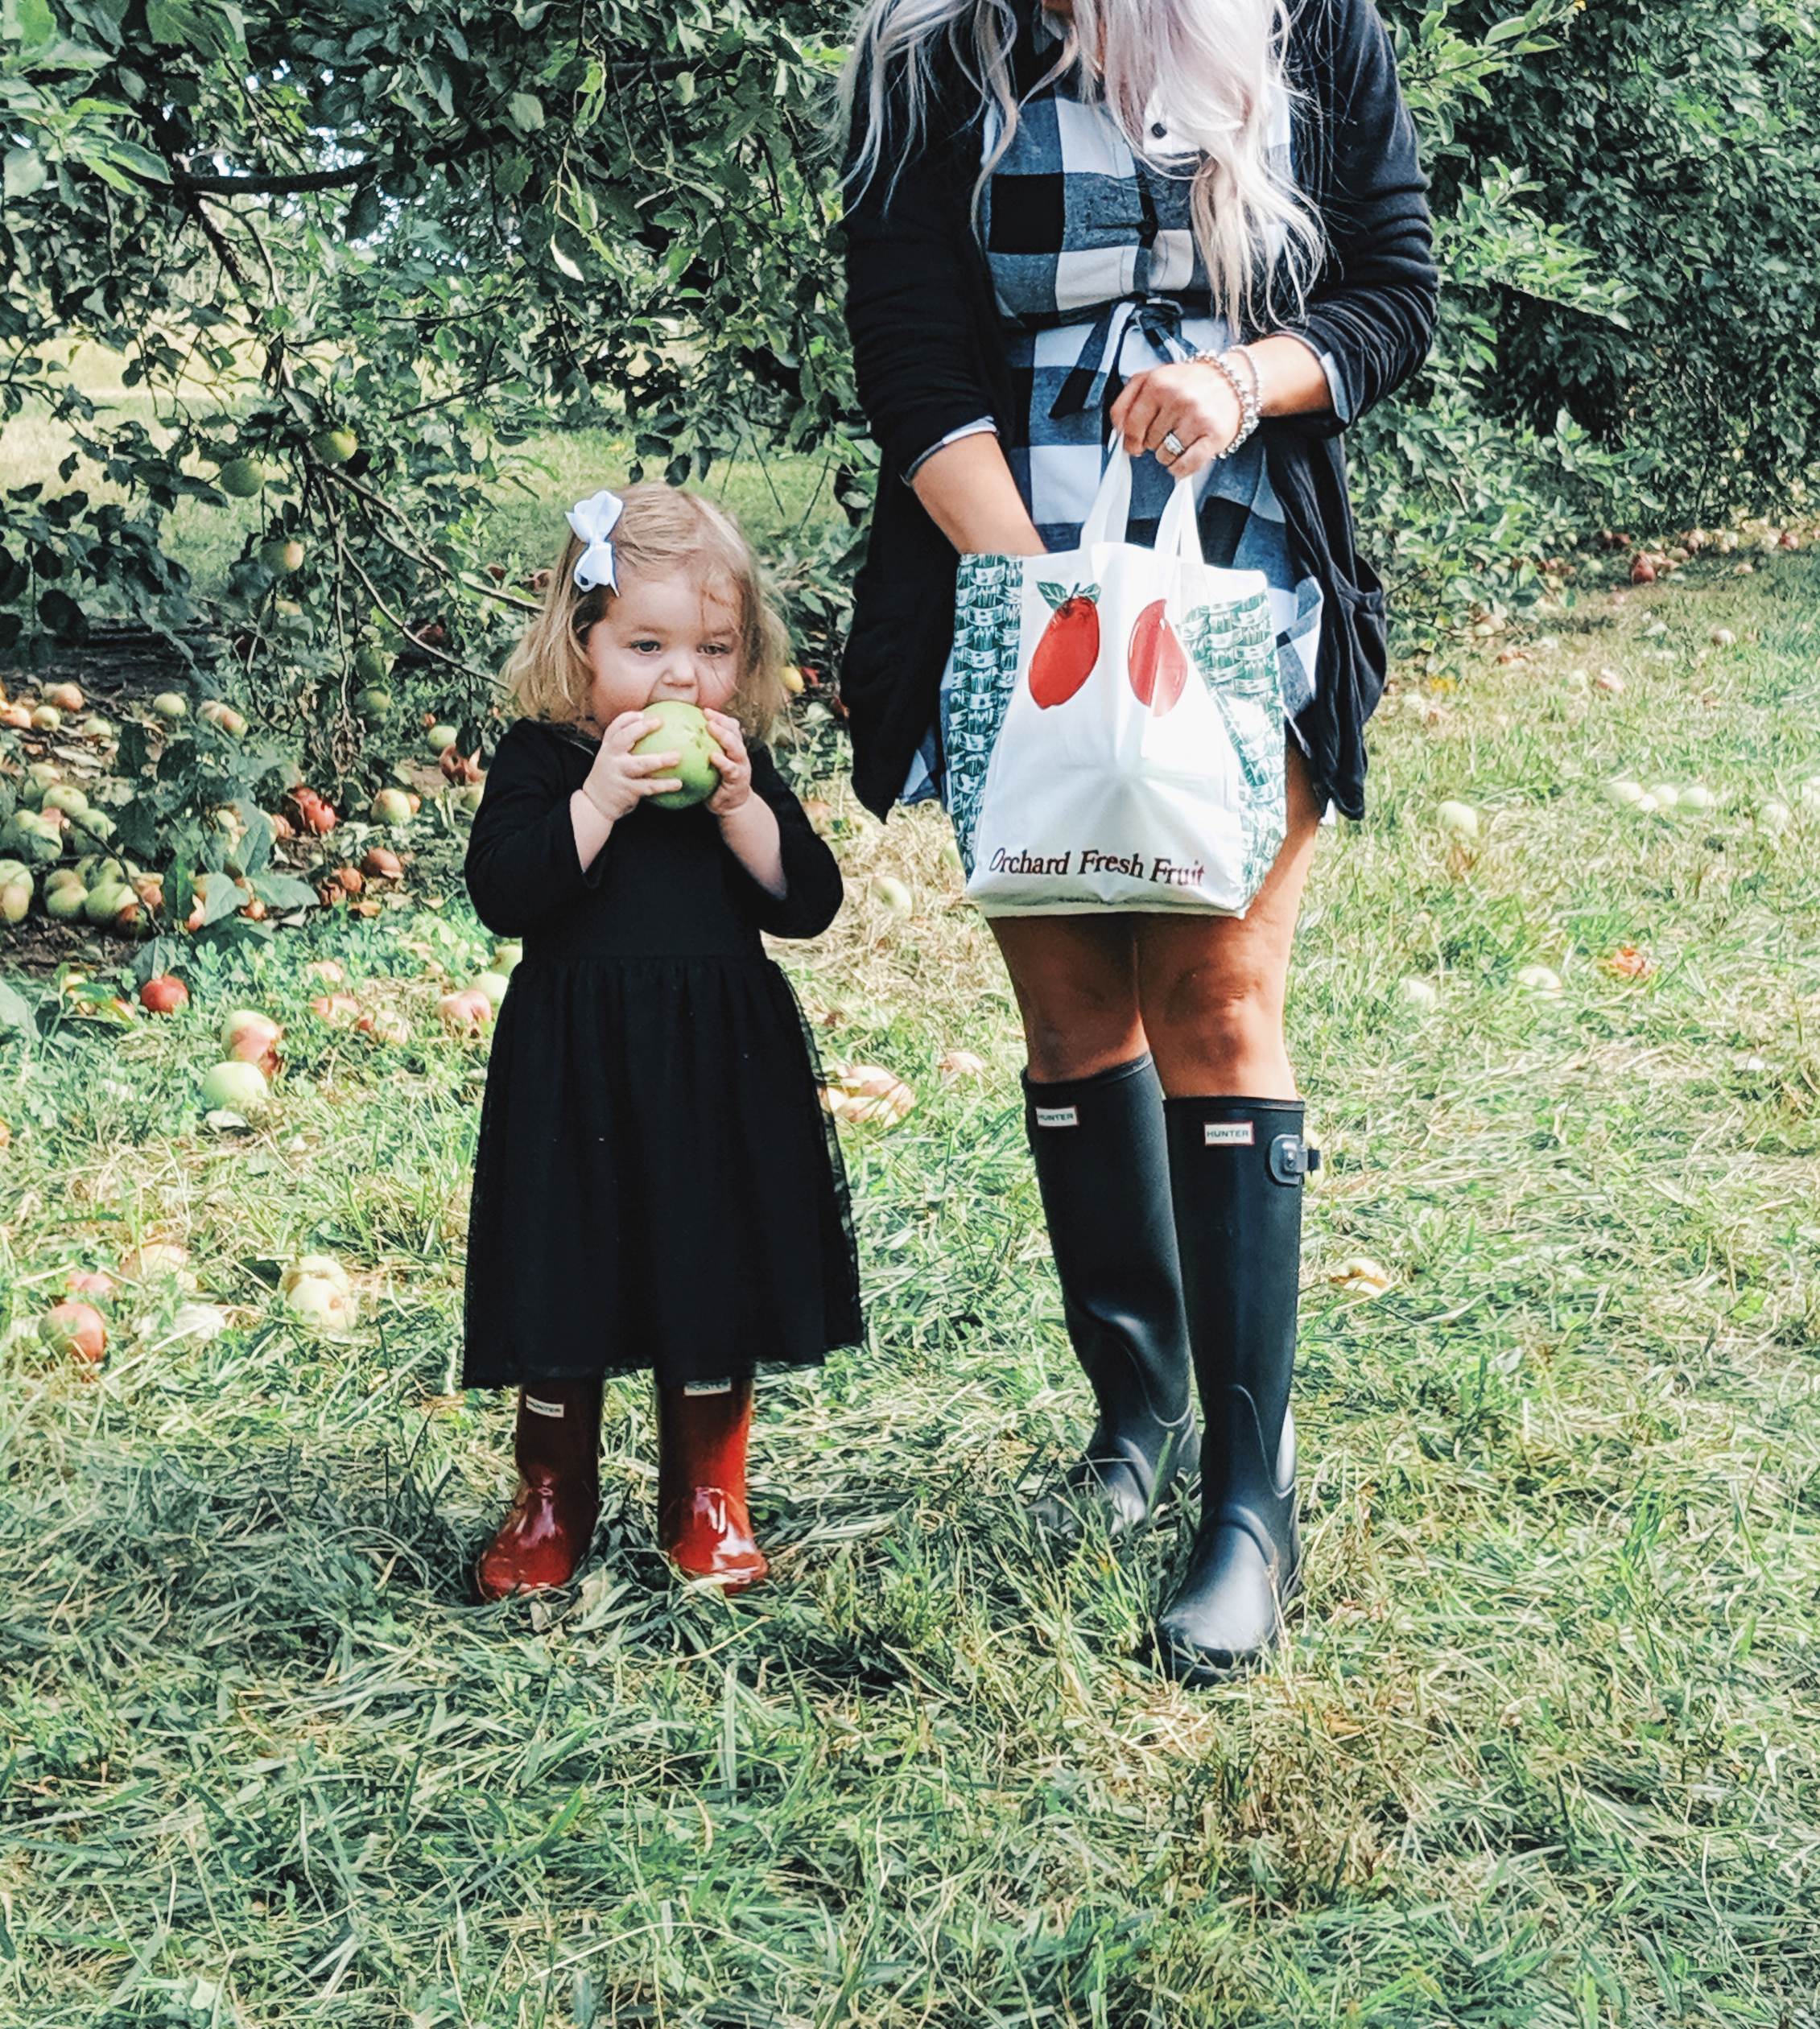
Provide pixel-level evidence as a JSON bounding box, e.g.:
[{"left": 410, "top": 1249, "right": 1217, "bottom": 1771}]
[{"left": 2, "top": 546, "right": 1819, "bottom": 2026}]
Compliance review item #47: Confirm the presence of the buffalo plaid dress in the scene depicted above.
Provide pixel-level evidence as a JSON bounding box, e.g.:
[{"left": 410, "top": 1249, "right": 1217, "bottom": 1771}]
[{"left": 900, "top": 15, "right": 1345, "bottom": 803}]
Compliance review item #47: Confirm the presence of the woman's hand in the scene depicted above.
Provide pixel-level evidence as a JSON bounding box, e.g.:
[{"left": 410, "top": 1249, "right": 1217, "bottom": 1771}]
[
  {"left": 703, "top": 709, "right": 753, "bottom": 817},
  {"left": 1110, "top": 361, "right": 1244, "bottom": 480},
  {"left": 580, "top": 709, "right": 679, "bottom": 822}
]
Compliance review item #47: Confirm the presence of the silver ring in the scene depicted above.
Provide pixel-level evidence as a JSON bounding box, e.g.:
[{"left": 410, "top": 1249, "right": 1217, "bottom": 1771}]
[{"left": 1162, "top": 431, "right": 1186, "bottom": 458}]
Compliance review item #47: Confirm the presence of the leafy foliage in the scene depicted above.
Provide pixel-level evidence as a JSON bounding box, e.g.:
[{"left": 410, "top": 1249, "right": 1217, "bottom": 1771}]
[{"left": 4, "top": 0, "right": 1818, "bottom": 706}]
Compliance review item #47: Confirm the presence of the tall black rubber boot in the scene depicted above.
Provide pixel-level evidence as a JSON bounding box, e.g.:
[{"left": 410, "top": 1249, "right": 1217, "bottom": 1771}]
[
  {"left": 1023, "top": 1054, "right": 1199, "bottom": 1538},
  {"left": 1154, "top": 1096, "right": 1315, "bottom": 1682}
]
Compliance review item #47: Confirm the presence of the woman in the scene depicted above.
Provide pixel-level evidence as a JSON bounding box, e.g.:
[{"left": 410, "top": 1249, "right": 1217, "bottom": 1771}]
[{"left": 840, "top": 0, "right": 1436, "bottom": 1682}]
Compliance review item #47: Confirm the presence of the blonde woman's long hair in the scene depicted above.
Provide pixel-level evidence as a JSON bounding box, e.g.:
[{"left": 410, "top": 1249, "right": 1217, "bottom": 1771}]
[
  {"left": 505, "top": 485, "right": 790, "bottom": 744},
  {"left": 841, "top": 0, "right": 1323, "bottom": 330}
]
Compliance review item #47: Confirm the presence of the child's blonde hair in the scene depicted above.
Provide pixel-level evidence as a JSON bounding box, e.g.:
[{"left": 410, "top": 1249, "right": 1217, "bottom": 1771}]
[{"left": 505, "top": 483, "right": 790, "bottom": 742}]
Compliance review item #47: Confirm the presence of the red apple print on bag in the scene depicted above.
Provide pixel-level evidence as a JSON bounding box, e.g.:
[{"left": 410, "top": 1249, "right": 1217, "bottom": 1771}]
[
  {"left": 1030, "top": 581, "right": 1100, "bottom": 708},
  {"left": 1128, "top": 600, "right": 1190, "bottom": 716}
]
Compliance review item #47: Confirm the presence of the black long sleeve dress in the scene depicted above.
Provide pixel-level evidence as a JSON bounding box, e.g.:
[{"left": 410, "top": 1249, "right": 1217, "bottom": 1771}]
[{"left": 461, "top": 718, "right": 864, "bottom": 1389}]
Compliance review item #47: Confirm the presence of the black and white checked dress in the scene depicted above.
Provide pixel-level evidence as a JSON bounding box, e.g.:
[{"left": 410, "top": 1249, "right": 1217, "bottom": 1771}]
[{"left": 902, "top": 17, "right": 1345, "bottom": 805}]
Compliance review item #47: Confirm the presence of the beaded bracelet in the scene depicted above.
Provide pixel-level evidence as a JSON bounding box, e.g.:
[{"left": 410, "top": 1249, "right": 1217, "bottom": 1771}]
[{"left": 1190, "top": 345, "right": 1263, "bottom": 459}]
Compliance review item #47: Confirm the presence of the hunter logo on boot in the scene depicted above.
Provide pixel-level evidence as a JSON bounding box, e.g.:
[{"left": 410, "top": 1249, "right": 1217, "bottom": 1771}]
[
  {"left": 1034, "top": 1105, "right": 1079, "bottom": 1128},
  {"left": 1204, "top": 1122, "right": 1254, "bottom": 1146}
]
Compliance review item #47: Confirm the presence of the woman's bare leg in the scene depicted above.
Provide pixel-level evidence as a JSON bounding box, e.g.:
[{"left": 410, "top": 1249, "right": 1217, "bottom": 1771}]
[
  {"left": 988, "top": 912, "right": 1145, "bottom": 1081},
  {"left": 1135, "top": 743, "right": 1323, "bottom": 1096}
]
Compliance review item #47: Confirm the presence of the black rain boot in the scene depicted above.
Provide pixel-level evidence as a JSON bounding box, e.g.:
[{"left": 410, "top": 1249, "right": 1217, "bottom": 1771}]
[
  {"left": 1154, "top": 1097, "right": 1315, "bottom": 1683},
  {"left": 1024, "top": 1055, "right": 1200, "bottom": 1538}
]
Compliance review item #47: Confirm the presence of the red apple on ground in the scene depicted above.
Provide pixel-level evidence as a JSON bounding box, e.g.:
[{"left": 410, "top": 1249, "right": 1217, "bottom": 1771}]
[
  {"left": 40, "top": 1301, "right": 107, "bottom": 1364},
  {"left": 221, "top": 1009, "right": 283, "bottom": 1076},
  {"left": 140, "top": 975, "right": 190, "bottom": 1014}
]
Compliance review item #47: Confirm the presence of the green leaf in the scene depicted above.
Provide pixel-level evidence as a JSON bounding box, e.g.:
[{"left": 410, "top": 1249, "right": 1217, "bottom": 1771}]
[
  {"left": 507, "top": 91, "right": 544, "bottom": 133},
  {"left": 3, "top": 149, "right": 47, "bottom": 202},
  {"left": 197, "top": 871, "right": 243, "bottom": 926},
  {"left": 247, "top": 872, "right": 318, "bottom": 913},
  {"left": 0, "top": 980, "right": 34, "bottom": 1032}
]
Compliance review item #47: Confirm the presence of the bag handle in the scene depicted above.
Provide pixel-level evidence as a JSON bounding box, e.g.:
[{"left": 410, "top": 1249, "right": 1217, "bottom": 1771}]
[
  {"left": 1078, "top": 443, "right": 1134, "bottom": 551},
  {"left": 1154, "top": 472, "right": 1203, "bottom": 571}
]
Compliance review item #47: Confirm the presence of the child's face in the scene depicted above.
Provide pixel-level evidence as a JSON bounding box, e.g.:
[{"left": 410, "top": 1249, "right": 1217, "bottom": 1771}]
[{"left": 580, "top": 569, "right": 743, "bottom": 731}]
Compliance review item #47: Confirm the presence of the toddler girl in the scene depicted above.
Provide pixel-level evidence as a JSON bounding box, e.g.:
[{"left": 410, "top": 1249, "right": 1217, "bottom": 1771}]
[{"left": 464, "top": 484, "right": 862, "bottom": 1599}]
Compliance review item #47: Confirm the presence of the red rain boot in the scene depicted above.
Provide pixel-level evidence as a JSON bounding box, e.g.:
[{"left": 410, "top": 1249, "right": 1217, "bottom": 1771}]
[
  {"left": 475, "top": 1379, "right": 602, "bottom": 1600},
  {"left": 657, "top": 1377, "right": 769, "bottom": 1591}
]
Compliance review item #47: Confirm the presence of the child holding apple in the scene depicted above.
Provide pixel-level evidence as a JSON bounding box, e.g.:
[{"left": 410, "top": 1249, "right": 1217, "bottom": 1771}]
[{"left": 463, "top": 484, "right": 862, "bottom": 1601}]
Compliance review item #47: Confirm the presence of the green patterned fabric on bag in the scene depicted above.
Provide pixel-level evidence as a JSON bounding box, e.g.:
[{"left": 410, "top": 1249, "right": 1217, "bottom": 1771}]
[
  {"left": 1179, "top": 592, "right": 1286, "bottom": 898},
  {"left": 945, "top": 554, "right": 1024, "bottom": 874}
]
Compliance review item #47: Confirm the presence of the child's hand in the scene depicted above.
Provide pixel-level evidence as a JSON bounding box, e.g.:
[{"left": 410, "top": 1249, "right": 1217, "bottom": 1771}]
[
  {"left": 581, "top": 710, "right": 679, "bottom": 821},
  {"left": 704, "top": 709, "right": 753, "bottom": 816}
]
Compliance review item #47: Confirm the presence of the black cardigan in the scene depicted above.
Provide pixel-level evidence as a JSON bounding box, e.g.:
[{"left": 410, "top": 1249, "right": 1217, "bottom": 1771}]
[{"left": 839, "top": 0, "right": 1438, "bottom": 820}]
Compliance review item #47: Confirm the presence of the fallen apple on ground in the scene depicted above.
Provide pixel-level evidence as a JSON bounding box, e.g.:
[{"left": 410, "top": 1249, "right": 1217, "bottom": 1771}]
[
  {"left": 40, "top": 1301, "right": 107, "bottom": 1364},
  {"left": 120, "top": 1241, "right": 191, "bottom": 1282},
  {"left": 221, "top": 1010, "right": 283, "bottom": 1076},
  {"left": 140, "top": 975, "right": 190, "bottom": 1014},
  {"left": 200, "top": 1060, "right": 270, "bottom": 1113},
  {"left": 369, "top": 788, "right": 414, "bottom": 827},
  {"left": 438, "top": 988, "right": 493, "bottom": 1033},
  {"left": 1436, "top": 800, "right": 1480, "bottom": 839},
  {"left": 938, "top": 1050, "right": 988, "bottom": 1081},
  {"left": 823, "top": 1064, "right": 916, "bottom": 1126},
  {"left": 871, "top": 876, "right": 914, "bottom": 915}
]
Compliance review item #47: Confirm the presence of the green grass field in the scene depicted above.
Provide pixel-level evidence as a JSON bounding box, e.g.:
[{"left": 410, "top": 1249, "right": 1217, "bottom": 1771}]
[{"left": 2, "top": 546, "right": 1818, "bottom": 2026}]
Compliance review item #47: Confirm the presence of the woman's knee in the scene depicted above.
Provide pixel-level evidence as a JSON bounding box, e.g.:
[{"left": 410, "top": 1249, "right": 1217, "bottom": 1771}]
[{"left": 1147, "top": 968, "right": 1281, "bottom": 1060}]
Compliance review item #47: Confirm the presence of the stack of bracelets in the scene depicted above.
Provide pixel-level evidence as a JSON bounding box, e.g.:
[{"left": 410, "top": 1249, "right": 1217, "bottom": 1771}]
[{"left": 1191, "top": 344, "right": 1264, "bottom": 460}]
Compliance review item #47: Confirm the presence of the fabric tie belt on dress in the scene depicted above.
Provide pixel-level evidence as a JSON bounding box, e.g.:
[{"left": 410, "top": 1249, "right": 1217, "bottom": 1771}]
[{"left": 1039, "top": 293, "right": 1215, "bottom": 423}]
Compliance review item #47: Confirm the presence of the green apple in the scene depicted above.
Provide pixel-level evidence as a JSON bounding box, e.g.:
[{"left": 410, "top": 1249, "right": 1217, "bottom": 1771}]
[
  {"left": 425, "top": 722, "right": 459, "bottom": 753},
  {"left": 1436, "top": 799, "right": 1480, "bottom": 839},
  {"left": 471, "top": 970, "right": 510, "bottom": 1008},
  {"left": 353, "top": 645, "right": 390, "bottom": 686},
  {"left": 217, "top": 456, "right": 267, "bottom": 497},
  {"left": 369, "top": 788, "right": 414, "bottom": 827},
  {"left": 44, "top": 880, "right": 87, "bottom": 920},
  {"left": 151, "top": 691, "right": 188, "bottom": 721},
  {"left": 200, "top": 1060, "right": 270, "bottom": 1112},
  {"left": 0, "top": 872, "right": 30, "bottom": 924},
  {"left": 632, "top": 700, "right": 720, "bottom": 810},
  {"left": 312, "top": 427, "right": 358, "bottom": 465},
  {"left": 871, "top": 876, "right": 914, "bottom": 916},
  {"left": 259, "top": 538, "right": 305, "bottom": 575},
  {"left": 42, "top": 785, "right": 88, "bottom": 817},
  {"left": 353, "top": 686, "right": 392, "bottom": 717},
  {"left": 492, "top": 942, "right": 523, "bottom": 975}
]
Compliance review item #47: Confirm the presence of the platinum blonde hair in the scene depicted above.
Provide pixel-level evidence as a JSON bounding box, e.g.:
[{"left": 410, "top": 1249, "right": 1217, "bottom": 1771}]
[{"left": 841, "top": 0, "right": 1323, "bottom": 329}]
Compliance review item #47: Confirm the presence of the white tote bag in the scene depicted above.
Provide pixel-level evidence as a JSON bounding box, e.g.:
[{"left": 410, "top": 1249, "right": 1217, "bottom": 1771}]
[{"left": 944, "top": 448, "right": 1286, "bottom": 915}]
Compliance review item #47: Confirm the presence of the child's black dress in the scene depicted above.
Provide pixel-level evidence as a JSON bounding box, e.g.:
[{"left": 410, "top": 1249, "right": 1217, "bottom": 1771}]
[{"left": 462, "top": 718, "right": 863, "bottom": 1388}]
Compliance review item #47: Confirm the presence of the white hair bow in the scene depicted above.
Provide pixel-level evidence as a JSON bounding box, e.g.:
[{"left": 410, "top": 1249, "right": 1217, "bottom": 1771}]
[{"left": 567, "top": 489, "right": 624, "bottom": 592}]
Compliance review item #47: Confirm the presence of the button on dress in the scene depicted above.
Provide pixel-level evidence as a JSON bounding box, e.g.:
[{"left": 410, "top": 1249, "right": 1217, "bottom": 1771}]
[{"left": 462, "top": 718, "right": 863, "bottom": 1388}]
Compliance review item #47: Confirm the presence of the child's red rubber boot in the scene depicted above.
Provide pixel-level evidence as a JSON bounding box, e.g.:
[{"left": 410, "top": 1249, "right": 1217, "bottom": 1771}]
[
  {"left": 657, "top": 1376, "right": 769, "bottom": 1591},
  {"left": 475, "top": 1379, "right": 602, "bottom": 1600}
]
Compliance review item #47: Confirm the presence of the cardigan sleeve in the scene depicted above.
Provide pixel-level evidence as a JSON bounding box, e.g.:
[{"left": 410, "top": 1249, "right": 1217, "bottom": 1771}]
[
  {"left": 1277, "top": 0, "right": 1439, "bottom": 430},
  {"left": 463, "top": 722, "right": 602, "bottom": 937},
  {"left": 842, "top": 101, "right": 1001, "bottom": 485}
]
